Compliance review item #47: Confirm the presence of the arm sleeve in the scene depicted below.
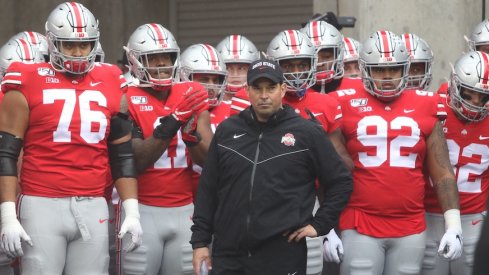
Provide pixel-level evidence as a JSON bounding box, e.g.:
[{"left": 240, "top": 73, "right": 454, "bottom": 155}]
[
  {"left": 190, "top": 130, "right": 220, "bottom": 248},
  {"left": 309, "top": 123, "right": 353, "bottom": 236}
]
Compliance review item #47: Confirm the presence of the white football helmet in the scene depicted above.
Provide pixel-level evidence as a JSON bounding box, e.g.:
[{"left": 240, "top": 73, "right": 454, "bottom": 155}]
[
  {"left": 0, "top": 39, "right": 44, "bottom": 80},
  {"left": 216, "top": 34, "right": 259, "bottom": 93},
  {"left": 449, "top": 51, "right": 489, "bottom": 122},
  {"left": 343, "top": 37, "right": 361, "bottom": 63},
  {"left": 45, "top": 2, "right": 99, "bottom": 74},
  {"left": 267, "top": 29, "right": 317, "bottom": 97},
  {"left": 359, "top": 30, "right": 410, "bottom": 99},
  {"left": 468, "top": 19, "right": 489, "bottom": 52},
  {"left": 301, "top": 21, "right": 344, "bottom": 84},
  {"left": 10, "top": 31, "right": 49, "bottom": 61},
  {"left": 180, "top": 44, "right": 228, "bottom": 106},
  {"left": 401, "top": 33, "right": 434, "bottom": 90},
  {"left": 125, "top": 23, "right": 179, "bottom": 91},
  {"left": 95, "top": 41, "right": 104, "bottom": 63}
]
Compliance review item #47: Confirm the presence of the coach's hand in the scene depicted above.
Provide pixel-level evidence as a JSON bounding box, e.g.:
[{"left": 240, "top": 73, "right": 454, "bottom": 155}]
[
  {"left": 1, "top": 201, "right": 33, "bottom": 258},
  {"left": 118, "top": 199, "right": 143, "bottom": 252},
  {"left": 286, "top": 224, "right": 317, "bottom": 242}
]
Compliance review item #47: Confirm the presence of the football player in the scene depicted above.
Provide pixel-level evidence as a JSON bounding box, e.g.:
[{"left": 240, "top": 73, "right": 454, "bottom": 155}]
[
  {"left": 325, "top": 30, "right": 462, "bottom": 275},
  {"left": 121, "top": 23, "right": 212, "bottom": 275},
  {"left": 216, "top": 35, "right": 259, "bottom": 102},
  {"left": 342, "top": 37, "right": 361, "bottom": 78},
  {"left": 401, "top": 33, "right": 434, "bottom": 90},
  {"left": 180, "top": 43, "right": 229, "bottom": 130},
  {"left": 422, "top": 51, "right": 489, "bottom": 275},
  {"left": 0, "top": 3, "right": 142, "bottom": 274}
]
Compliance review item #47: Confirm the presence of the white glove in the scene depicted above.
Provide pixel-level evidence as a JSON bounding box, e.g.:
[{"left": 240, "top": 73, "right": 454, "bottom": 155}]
[
  {"left": 0, "top": 202, "right": 33, "bottom": 258},
  {"left": 323, "top": 229, "right": 343, "bottom": 263},
  {"left": 118, "top": 199, "right": 142, "bottom": 252},
  {"left": 438, "top": 228, "right": 463, "bottom": 260}
]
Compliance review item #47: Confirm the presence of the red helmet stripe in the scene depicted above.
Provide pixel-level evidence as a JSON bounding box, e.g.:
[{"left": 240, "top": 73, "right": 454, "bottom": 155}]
[
  {"left": 480, "top": 52, "right": 489, "bottom": 86},
  {"left": 379, "top": 31, "right": 392, "bottom": 58},
  {"left": 68, "top": 2, "right": 85, "bottom": 33},
  {"left": 204, "top": 44, "right": 219, "bottom": 68},
  {"left": 286, "top": 30, "right": 299, "bottom": 51},
  {"left": 17, "top": 39, "right": 32, "bottom": 61},
  {"left": 310, "top": 21, "right": 321, "bottom": 45},
  {"left": 231, "top": 35, "right": 240, "bottom": 54},
  {"left": 25, "top": 32, "right": 39, "bottom": 45},
  {"left": 344, "top": 37, "right": 354, "bottom": 54},
  {"left": 148, "top": 23, "right": 166, "bottom": 47},
  {"left": 403, "top": 34, "right": 413, "bottom": 55}
]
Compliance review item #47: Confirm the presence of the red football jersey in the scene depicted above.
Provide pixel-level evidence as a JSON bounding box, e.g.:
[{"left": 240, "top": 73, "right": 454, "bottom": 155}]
[
  {"left": 230, "top": 87, "right": 249, "bottom": 116},
  {"left": 437, "top": 82, "right": 449, "bottom": 94},
  {"left": 336, "top": 77, "right": 364, "bottom": 92},
  {"left": 126, "top": 82, "right": 205, "bottom": 207},
  {"left": 425, "top": 100, "right": 489, "bottom": 214},
  {"left": 210, "top": 100, "right": 231, "bottom": 132},
  {"left": 2, "top": 62, "right": 126, "bottom": 197},
  {"left": 284, "top": 89, "right": 341, "bottom": 134},
  {"left": 331, "top": 88, "right": 447, "bottom": 237}
]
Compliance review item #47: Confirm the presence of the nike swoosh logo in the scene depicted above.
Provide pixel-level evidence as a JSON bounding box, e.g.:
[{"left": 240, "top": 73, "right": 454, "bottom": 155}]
[
  {"left": 472, "top": 219, "right": 483, "bottom": 225},
  {"left": 404, "top": 109, "right": 415, "bottom": 113},
  {"left": 90, "top": 81, "right": 102, "bottom": 87},
  {"left": 480, "top": 135, "right": 489, "bottom": 140},
  {"left": 233, "top": 133, "right": 246, "bottom": 139},
  {"left": 99, "top": 219, "right": 108, "bottom": 224},
  {"left": 288, "top": 272, "right": 297, "bottom": 275},
  {"left": 312, "top": 113, "right": 322, "bottom": 117}
]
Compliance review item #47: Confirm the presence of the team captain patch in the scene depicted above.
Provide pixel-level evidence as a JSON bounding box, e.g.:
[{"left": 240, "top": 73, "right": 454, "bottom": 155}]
[
  {"left": 350, "top": 98, "right": 368, "bottom": 107},
  {"left": 131, "top": 96, "right": 148, "bottom": 104}
]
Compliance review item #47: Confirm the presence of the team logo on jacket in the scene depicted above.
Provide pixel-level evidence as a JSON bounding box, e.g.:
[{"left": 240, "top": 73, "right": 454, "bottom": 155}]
[
  {"left": 350, "top": 98, "right": 368, "bottom": 107},
  {"left": 281, "top": 133, "right": 295, "bottom": 146},
  {"left": 130, "top": 96, "right": 148, "bottom": 104}
]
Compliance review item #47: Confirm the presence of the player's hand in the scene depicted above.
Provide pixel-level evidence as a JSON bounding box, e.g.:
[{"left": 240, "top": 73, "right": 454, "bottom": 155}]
[
  {"left": 192, "top": 247, "right": 212, "bottom": 275},
  {"left": 1, "top": 202, "right": 33, "bottom": 258},
  {"left": 438, "top": 228, "right": 463, "bottom": 261},
  {"left": 323, "top": 229, "right": 344, "bottom": 263},
  {"left": 181, "top": 114, "right": 202, "bottom": 146},
  {"left": 118, "top": 199, "right": 142, "bottom": 253},
  {"left": 172, "top": 87, "right": 208, "bottom": 123}
]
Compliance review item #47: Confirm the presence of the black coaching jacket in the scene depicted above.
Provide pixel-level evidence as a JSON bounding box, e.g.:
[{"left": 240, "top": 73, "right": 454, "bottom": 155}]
[{"left": 190, "top": 104, "right": 352, "bottom": 256}]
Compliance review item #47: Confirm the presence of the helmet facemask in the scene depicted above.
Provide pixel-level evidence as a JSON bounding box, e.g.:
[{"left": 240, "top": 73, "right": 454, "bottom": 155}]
[
  {"left": 128, "top": 49, "right": 179, "bottom": 91},
  {"left": 49, "top": 38, "right": 98, "bottom": 75},
  {"left": 360, "top": 61, "right": 410, "bottom": 99},
  {"left": 449, "top": 73, "right": 489, "bottom": 122},
  {"left": 406, "top": 61, "right": 432, "bottom": 90},
  {"left": 315, "top": 45, "right": 344, "bottom": 84},
  {"left": 224, "top": 62, "right": 249, "bottom": 94},
  {"left": 188, "top": 72, "right": 227, "bottom": 107},
  {"left": 279, "top": 57, "right": 317, "bottom": 97}
]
